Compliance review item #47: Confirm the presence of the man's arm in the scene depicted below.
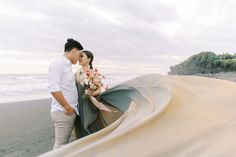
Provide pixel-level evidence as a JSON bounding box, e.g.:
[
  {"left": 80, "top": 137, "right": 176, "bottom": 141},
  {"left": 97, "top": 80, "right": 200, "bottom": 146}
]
[{"left": 51, "top": 91, "right": 74, "bottom": 115}]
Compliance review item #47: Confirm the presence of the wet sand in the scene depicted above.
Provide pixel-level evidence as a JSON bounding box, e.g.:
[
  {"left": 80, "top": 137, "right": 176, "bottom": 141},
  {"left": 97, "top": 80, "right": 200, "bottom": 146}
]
[{"left": 0, "top": 99, "right": 54, "bottom": 157}]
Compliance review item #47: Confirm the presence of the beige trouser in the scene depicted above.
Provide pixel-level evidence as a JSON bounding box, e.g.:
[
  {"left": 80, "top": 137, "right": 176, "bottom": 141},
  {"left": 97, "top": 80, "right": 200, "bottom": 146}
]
[{"left": 51, "top": 111, "right": 77, "bottom": 149}]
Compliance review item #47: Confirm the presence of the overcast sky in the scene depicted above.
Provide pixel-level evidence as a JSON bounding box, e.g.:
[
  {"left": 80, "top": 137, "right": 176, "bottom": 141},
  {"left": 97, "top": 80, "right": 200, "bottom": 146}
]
[{"left": 0, "top": 0, "right": 236, "bottom": 74}]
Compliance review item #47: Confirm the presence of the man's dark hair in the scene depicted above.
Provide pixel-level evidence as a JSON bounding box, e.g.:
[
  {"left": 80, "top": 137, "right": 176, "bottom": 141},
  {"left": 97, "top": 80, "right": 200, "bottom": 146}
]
[{"left": 64, "top": 38, "right": 83, "bottom": 52}]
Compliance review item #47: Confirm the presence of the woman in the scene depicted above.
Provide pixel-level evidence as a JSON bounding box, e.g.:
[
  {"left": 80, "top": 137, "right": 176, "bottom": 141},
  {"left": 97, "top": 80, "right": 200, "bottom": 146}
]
[{"left": 75, "top": 50, "right": 123, "bottom": 139}]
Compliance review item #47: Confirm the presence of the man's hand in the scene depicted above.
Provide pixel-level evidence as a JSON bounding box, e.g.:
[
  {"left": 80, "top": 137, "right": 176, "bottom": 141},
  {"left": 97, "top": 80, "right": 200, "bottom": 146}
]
[
  {"left": 64, "top": 105, "right": 74, "bottom": 116},
  {"left": 51, "top": 91, "right": 75, "bottom": 116}
]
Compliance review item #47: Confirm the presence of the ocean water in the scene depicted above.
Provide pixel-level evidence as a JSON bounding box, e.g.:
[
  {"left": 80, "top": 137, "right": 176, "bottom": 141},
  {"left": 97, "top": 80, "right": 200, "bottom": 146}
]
[{"left": 0, "top": 73, "right": 142, "bottom": 103}]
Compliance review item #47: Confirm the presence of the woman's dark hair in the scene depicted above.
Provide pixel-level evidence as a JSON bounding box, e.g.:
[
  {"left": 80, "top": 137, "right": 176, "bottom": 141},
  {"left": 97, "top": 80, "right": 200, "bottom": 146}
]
[
  {"left": 64, "top": 38, "right": 83, "bottom": 52},
  {"left": 82, "top": 50, "right": 94, "bottom": 69}
]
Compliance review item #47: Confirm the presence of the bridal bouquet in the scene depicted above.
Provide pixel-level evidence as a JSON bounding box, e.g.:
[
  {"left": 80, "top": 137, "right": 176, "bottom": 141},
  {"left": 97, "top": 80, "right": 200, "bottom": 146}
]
[
  {"left": 76, "top": 68, "right": 111, "bottom": 112},
  {"left": 76, "top": 68, "right": 106, "bottom": 94}
]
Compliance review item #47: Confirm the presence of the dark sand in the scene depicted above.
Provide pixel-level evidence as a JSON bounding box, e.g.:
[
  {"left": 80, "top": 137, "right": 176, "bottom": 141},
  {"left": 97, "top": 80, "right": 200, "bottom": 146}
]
[{"left": 0, "top": 99, "right": 54, "bottom": 157}]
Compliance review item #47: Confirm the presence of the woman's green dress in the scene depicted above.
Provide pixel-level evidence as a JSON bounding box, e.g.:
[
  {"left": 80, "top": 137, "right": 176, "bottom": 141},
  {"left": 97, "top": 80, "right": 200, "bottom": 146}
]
[{"left": 75, "top": 83, "right": 124, "bottom": 138}]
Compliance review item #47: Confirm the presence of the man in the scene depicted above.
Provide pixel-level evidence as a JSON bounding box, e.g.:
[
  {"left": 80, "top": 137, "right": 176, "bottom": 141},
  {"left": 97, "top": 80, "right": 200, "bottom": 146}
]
[{"left": 48, "top": 38, "right": 83, "bottom": 149}]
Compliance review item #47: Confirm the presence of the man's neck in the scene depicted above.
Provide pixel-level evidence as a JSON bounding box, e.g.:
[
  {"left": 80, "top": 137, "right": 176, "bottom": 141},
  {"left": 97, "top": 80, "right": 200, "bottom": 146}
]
[{"left": 64, "top": 53, "right": 73, "bottom": 64}]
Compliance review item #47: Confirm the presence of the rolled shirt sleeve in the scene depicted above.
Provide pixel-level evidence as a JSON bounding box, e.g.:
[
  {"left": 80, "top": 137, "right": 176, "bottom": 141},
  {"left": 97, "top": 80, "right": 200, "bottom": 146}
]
[{"left": 48, "top": 61, "right": 62, "bottom": 93}]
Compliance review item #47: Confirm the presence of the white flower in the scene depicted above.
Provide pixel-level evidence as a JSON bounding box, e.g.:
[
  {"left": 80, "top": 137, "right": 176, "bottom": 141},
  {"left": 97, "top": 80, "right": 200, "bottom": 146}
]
[{"left": 84, "top": 78, "right": 89, "bottom": 85}]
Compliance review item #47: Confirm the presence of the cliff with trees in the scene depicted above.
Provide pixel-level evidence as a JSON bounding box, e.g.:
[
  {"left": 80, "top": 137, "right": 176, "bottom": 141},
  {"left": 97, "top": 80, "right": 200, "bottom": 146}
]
[{"left": 168, "top": 52, "right": 236, "bottom": 75}]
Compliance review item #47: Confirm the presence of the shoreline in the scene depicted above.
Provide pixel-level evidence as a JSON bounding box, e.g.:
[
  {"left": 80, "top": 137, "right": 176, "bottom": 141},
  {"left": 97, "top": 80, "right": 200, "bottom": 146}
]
[
  {"left": 0, "top": 95, "right": 51, "bottom": 104},
  {"left": 169, "top": 72, "right": 236, "bottom": 83},
  {"left": 0, "top": 91, "right": 50, "bottom": 104}
]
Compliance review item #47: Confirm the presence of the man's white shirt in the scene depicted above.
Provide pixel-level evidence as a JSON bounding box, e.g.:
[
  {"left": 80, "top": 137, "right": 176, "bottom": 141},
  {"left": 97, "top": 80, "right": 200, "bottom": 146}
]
[{"left": 48, "top": 56, "right": 79, "bottom": 115}]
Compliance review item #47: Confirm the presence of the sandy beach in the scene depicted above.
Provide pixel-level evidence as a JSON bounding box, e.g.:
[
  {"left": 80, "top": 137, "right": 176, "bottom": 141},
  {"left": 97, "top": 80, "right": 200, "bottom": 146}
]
[{"left": 0, "top": 99, "right": 54, "bottom": 157}]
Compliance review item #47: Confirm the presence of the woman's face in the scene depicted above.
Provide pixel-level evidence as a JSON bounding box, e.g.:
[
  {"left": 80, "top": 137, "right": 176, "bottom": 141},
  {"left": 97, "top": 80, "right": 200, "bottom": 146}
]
[{"left": 79, "top": 52, "right": 90, "bottom": 66}]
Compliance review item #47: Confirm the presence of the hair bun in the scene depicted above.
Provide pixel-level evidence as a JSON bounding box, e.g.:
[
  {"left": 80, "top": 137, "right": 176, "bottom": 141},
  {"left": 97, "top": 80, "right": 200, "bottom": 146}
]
[
  {"left": 64, "top": 38, "right": 83, "bottom": 52},
  {"left": 67, "top": 38, "right": 74, "bottom": 42}
]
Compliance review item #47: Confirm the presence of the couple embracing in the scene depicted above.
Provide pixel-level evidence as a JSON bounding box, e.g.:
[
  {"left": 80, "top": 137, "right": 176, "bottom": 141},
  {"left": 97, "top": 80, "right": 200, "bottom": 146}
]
[{"left": 48, "top": 38, "right": 123, "bottom": 149}]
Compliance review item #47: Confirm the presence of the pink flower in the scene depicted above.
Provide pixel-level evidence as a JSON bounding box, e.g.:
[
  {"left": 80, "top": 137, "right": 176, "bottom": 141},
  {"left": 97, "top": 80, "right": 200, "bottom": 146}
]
[{"left": 76, "top": 68, "right": 106, "bottom": 93}]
